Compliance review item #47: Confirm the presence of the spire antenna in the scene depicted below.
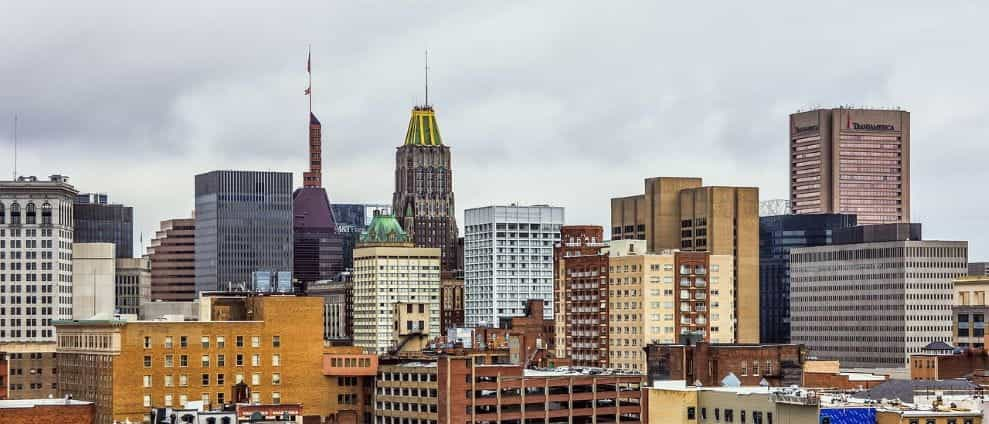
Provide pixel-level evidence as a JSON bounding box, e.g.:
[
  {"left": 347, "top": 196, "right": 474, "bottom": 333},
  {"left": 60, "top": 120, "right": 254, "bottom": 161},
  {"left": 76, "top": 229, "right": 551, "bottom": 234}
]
[
  {"left": 424, "top": 49, "right": 429, "bottom": 107},
  {"left": 12, "top": 113, "right": 17, "bottom": 180}
]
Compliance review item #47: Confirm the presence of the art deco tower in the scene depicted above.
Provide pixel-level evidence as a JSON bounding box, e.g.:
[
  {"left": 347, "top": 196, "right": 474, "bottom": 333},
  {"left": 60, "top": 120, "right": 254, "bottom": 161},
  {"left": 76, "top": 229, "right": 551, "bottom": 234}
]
[{"left": 392, "top": 105, "right": 459, "bottom": 275}]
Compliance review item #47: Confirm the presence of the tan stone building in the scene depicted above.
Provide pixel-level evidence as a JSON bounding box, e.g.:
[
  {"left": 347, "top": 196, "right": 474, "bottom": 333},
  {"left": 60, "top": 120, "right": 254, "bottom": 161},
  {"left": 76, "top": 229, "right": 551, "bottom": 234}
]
[
  {"left": 611, "top": 177, "right": 759, "bottom": 343},
  {"left": 953, "top": 276, "right": 989, "bottom": 349},
  {"left": 607, "top": 240, "right": 735, "bottom": 371},
  {"left": 55, "top": 295, "right": 367, "bottom": 424}
]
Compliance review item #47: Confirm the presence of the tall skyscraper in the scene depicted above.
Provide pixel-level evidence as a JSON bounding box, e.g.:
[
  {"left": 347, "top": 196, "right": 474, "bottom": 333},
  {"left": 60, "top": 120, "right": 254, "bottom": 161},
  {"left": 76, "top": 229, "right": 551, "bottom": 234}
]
[
  {"left": 790, "top": 223, "right": 965, "bottom": 368},
  {"left": 759, "top": 213, "right": 857, "bottom": 343},
  {"left": 790, "top": 108, "right": 910, "bottom": 224},
  {"left": 147, "top": 217, "right": 195, "bottom": 301},
  {"left": 194, "top": 170, "right": 293, "bottom": 293},
  {"left": 611, "top": 177, "right": 760, "bottom": 343},
  {"left": 351, "top": 213, "right": 440, "bottom": 353},
  {"left": 0, "top": 175, "right": 77, "bottom": 343},
  {"left": 293, "top": 112, "right": 345, "bottom": 284},
  {"left": 392, "top": 106, "right": 459, "bottom": 276},
  {"left": 73, "top": 193, "right": 133, "bottom": 258},
  {"left": 464, "top": 204, "right": 563, "bottom": 327}
]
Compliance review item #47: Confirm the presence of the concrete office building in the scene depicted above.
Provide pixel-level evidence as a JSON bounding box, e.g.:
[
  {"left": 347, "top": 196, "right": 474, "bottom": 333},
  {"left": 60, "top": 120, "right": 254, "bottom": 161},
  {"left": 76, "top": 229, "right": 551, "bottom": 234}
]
[
  {"left": 611, "top": 177, "right": 760, "bottom": 343},
  {"left": 115, "top": 257, "right": 151, "bottom": 316},
  {"left": 969, "top": 262, "right": 989, "bottom": 277},
  {"left": 147, "top": 217, "right": 196, "bottom": 301},
  {"left": 194, "top": 171, "right": 294, "bottom": 293},
  {"left": 553, "top": 225, "right": 609, "bottom": 367},
  {"left": 71, "top": 243, "right": 116, "bottom": 320},
  {"left": 464, "top": 205, "right": 563, "bottom": 328},
  {"left": 352, "top": 213, "right": 440, "bottom": 354},
  {"left": 392, "top": 106, "right": 460, "bottom": 277},
  {"left": 0, "top": 175, "right": 77, "bottom": 343},
  {"left": 759, "top": 213, "right": 857, "bottom": 343},
  {"left": 790, "top": 223, "right": 967, "bottom": 368},
  {"left": 953, "top": 276, "right": 989, "bottom": 349},
  {"left": 790, "top": 108, "right": 910, "bottom": 224},
  {"left": 608, "top": 240, "right": 735, "bottom": 372},
  {"left": 73, "top": 193, "right": 133, "bottom": 258}
]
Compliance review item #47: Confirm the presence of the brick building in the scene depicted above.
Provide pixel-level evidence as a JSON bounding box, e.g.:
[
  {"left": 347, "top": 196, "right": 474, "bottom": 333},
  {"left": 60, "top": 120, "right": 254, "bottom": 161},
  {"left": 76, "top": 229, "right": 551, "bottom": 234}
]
[
  {"left": 801, "top": 361, "right": 887, "bottom": 390},
  {"left": 147, "top": 217, "right": 196, "bottom": 301},
  {"left": 0, "top": 399, "right": 95, "bottom": 424},
  {"left": 472, "top": 300, "right": 554, "bottom": 368},
  {"left": 553, "top": 225, "right": 609, "bottom": 367},
  {"left": 437, "top": 356, "right": 644, "bottom": 424},
  {"left": 910, "top": 348, "right": 989, "bottom": 381},
  {"left": 645, "top": 341, "right": 805, "bottom": 387},
  {"left": 55, "top": 295, "right": 373, "bottom": 424}
]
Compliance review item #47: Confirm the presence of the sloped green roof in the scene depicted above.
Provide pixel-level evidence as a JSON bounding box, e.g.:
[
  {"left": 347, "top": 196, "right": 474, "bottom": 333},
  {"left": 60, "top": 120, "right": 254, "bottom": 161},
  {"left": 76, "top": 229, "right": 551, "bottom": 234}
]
[
  {"left": 360, "top": 214, "right": 409, "bottom": 243},
  {"left": 404, "top": 106, "right": 443, "bottom": 146}
]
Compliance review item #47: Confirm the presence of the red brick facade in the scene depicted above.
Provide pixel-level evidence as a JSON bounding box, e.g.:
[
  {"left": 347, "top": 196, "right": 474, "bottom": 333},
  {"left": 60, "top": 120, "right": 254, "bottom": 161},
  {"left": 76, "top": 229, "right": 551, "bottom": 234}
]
[
  {"left": 645, "top": 342, "right": 805, "bottom": 387},
  {"left": 802, "top": 372, "right": 885, "bottom": 390},
  {"left": 0, "top": 403, "right": 95, "bottom": 424},
  {"left": 554, "top": 226, "right": 609, "bottom": 367},
  {"left": 910, "top": 350, "right": 989, "bottom": 380}
]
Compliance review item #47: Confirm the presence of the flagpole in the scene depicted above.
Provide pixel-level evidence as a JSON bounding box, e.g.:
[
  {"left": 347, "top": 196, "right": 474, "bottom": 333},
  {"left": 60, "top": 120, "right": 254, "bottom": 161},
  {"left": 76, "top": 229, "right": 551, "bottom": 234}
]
[{"left": 308, "top": 45, "right": 312, "bottom": 118}]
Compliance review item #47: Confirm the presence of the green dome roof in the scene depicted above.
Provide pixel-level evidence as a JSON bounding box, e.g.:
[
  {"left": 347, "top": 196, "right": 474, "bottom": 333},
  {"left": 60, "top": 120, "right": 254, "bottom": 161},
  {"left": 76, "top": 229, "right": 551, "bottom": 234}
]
[{"left": 360, "top": 214, "right": 409, "bottom": 244}]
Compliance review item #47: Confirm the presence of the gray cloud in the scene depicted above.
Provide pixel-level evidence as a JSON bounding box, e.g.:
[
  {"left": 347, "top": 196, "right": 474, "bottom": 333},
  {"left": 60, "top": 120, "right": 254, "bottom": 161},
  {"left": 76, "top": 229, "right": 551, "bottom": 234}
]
[{"left": 1, "top": 1, "right": 987, "bottom": 259}]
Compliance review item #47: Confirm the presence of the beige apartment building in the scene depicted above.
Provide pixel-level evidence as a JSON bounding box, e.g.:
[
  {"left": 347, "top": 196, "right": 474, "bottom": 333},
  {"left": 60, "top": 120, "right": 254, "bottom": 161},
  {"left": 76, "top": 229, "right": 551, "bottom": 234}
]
[
  {"left": 611, "top": 177, "right": 758, "bottom": 343},
  {"left": 352, "top": 213, "right": 441, "bottom": 354},
  {"left": 789, "top": 108, "right": 910, "bottom": 224},
  {"left": 606, "top": 240, "right": 735, "bottom": 371}
]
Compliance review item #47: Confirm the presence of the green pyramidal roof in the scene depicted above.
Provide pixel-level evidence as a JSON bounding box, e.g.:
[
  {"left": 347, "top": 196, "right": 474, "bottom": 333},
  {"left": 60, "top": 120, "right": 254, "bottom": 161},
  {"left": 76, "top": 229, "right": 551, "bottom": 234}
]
[
  {"left": 360, "top": 214, "right": 409, "bottom": 244},
  {"left": 404, "top": 106, "right": 443, "bottom": 146}
]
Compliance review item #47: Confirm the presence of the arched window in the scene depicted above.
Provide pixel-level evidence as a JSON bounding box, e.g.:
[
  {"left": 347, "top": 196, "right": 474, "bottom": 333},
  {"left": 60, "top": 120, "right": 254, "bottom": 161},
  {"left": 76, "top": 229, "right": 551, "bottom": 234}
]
[
  {"left": 0, "top": 203, "right": 5, "bottom": 224},
  {"left": 10, "top": 203, "right": 20, "bottom": 225},
  {"left": 41, "top": 203, "right": 52, "bottom": 225},
  {"left": 25, "top": 203, "right": 36, "bottom": 225}
]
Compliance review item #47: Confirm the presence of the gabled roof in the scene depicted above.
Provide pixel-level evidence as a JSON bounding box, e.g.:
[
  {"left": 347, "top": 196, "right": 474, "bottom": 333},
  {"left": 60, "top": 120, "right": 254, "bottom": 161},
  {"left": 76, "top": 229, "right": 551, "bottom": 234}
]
[{"left": 404, "top": 106, "right": 443, "bottom": 146}]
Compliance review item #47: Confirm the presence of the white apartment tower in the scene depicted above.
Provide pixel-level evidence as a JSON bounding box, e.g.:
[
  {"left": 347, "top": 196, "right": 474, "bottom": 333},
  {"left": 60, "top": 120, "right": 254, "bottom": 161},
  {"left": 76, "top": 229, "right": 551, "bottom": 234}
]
[
  {"left": 0, "top": 175, "right": 77, "bottom": 342},
  {"left": 464, "top": 205, "right": 563, "bottom": 327}
]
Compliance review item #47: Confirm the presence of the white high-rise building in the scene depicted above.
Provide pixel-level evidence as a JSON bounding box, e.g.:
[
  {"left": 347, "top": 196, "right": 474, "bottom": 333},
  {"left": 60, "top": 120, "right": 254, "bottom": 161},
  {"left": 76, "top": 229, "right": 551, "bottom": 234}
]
[
  {"left": 0, "top": 175, "right": 77, "bottom": 342},
  {"left": 464, "top": 205, "right": 563, "bottom": 327},
  {"left": 351, "top": 213, "right": 440, "bottom": 354}
]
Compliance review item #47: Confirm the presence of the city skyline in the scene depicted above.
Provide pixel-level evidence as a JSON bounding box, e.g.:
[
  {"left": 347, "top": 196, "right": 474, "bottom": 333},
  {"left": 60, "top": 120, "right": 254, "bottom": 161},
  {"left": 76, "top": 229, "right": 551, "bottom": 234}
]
[{"left": 1, "top": 2, "right": 987, "bottom": 260}]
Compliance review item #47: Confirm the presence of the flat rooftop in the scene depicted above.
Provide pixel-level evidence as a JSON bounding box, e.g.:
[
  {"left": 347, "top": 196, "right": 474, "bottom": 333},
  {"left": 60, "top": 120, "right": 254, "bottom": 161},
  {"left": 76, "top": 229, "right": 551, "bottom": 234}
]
[{"left": 0, "top": 398, "right": 93, "bottom": 409}]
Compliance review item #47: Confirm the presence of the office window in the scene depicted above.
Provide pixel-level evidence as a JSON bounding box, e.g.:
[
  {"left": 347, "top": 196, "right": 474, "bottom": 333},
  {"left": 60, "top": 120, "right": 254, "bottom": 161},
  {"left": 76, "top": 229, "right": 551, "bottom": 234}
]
[
  {"left": 202, "top": 393, "right": 210, "bottom": 405},
  {"left": 251, "top": 392, "right": 260, "bottom": 403},
  {"left": 164, "top": 336, "right": 173, "bottom": 349},
  {"left": 217, "top": 336, "right": 225, "bottom": 348},
  {"left": 272, "top": 336, "right": 280, "bottom": 348},
  {"left": 201, "top": 355, "right": 210, "bottom": 368},
  {"left": 687, "top": 407, "right": 696, "bottom": 420},
  {"left": 202, "top": 373, "right": 210, "bottom": 385},
  {"left": 164, "top": 375, "right": 174, "bottom": 387},
  {"left": 236, "top": 373, "right": 244, "bottom": 384},
  {"left": 180, "top": 336, "right": 187, "bottom": 348},
  {"left": 252, "top": 373, "right": 261, "bottom": 385},
  {"left": 272, "top": 373, "right": 281, "bottom": 385},
  {"left": 236, "top": 336, "right": 243, "bottom": 347},
  {"left": 251, "top": 336, "right": 261, "bottom": 348},
  {"left": 252, "top": 354, "right": 260, "bottom": 367},
  {"left": 272, "top": 354, "right": 280, "bottom": 367},
  {"left": 143, "top": 375, "right": 152, "bottom": 388},
  {"left": 180, "top": 355, "right": 188, "bottom": 367},
  {"left": 164, "top": 394, "right": 173, "bottom": 407},
  {"left": 201, "top": 336, "right": 210, "bottom": 349},
  {"left": 165, "top": 355, "right": 174, "bottom": 368},
  {"left": 272, "top": 392, "right": 281, "bottom": 405},
  {"left": 143, "top": 395, "right": 151, "bottom": 407},
  {"left": 217, "top": 373, "right": 225, "bottom": 385},
  {"left": 179, "top": 395, "right": 188, "bottom": 407},
  {"left": 179, "top": 375, "right": 188, "bottom": 386},
  {"left": 144, "top": 336, "right": 152, "bottom": 349},
  {"left": 144, "top": 355, "right": 152, "bottom": 368},
  {"left": 217, "top": 354, "right": 225, "bottom": 367}
]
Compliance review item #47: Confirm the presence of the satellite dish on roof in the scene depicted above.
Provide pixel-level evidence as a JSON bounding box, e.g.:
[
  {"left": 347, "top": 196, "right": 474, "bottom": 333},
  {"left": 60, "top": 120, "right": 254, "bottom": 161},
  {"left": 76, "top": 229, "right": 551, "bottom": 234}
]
[{"left": 721, "top": 372, "right": 741, "bottom": 387}]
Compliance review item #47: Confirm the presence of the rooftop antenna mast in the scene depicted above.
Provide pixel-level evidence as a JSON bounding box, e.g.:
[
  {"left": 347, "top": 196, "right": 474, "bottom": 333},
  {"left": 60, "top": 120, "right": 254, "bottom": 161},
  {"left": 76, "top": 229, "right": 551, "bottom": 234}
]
[
  {"left": 12, "top": 114, "right": 17, "bottom": 180},
  {"left": 424, "top": 49, "right": 429, "bottom": 107}
]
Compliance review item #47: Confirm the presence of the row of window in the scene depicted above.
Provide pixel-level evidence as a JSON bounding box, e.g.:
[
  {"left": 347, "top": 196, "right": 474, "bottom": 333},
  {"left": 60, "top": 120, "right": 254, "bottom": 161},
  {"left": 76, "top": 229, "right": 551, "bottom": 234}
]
[
  {"left": 143, "top": 372, "right": 278, "bottom": 387},
  {"left": 144, "top": 335, "right": 279, "bottom": 349},
  {"left": 143, "top": 353, "right": 280, "bottom": 368}
]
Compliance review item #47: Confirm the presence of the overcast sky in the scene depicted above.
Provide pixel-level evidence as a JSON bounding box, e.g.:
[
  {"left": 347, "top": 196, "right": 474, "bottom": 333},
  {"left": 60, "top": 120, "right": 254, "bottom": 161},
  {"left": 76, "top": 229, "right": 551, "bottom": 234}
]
[{"left": 2, "top": 2, "right": 987, "bottom": 260}]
